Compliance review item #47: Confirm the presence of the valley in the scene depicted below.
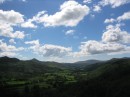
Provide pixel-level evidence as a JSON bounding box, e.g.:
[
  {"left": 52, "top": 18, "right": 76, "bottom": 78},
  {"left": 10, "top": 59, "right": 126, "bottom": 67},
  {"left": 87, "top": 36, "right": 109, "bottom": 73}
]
[{"left": 0, "top": 57, "right": 130, "bottom": 97}]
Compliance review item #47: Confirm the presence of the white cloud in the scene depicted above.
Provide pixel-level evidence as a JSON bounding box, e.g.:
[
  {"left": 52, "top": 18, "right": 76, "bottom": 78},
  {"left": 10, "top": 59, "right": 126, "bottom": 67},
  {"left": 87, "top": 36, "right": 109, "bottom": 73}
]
[
  {"left": 0, "top": 52, "right": 16, "bottom": 57},
  {"left": 117, "top": 11, "right": 130, "bottom": 22},
  {"left": 9, "top": 39, "right": 16, "bottom": 44},
  {"left": 99, "top": 0, "right": 130, "bottom": 8},
  {"left": 104, "top": 11, "right": 130, "bottom": 24},
  {"left": 0, "top": 10, "right": 25, "bottom": 39},
  {"left": 83, "top": 0, "right": 92, "bottom": 4},
  {"left": 108, "top": 49, "right": 130, "bottom": 55},
  {"left": 0, "top": 23, "right": 25, "bottom": 39},
  {"left": 104, "top": 18, "right": 116, "bottom": 23},
  {"left": 32, "top": 1, "right": 89, "bottom": 27},
  {"left": 0, "top": 40, "right": 24, "bottom": 52},
  {"left": 0, "top": 10, "right": 24, "bottom": 25},
  {"left": 73, "top": 23, "right": 130, "bottom": 57},
  {"left": 102, "top": 25, "right": 130, "bottom": 43},
  {"left": 65, "top": 30, "right": 75, "bottom": 35},
  {"left": 25, "top": 40, "right": 40, "bottom": 45},
  {"left": 25, "top": 40, "right": 72, "bottom": 58},
  {"left": 93, "top": 5, "right": 101, "bottom": 12},
  {"left": 78, "top": 40, "right": 125, "bottom": 55},
  {"left": 109, "top": 45, "right": 130, "bottom": 55},
  {"left": 38, "top": 44, "right": 72, "bottom": 57},
  {"left": 13, "top": 31, "right": 25, "bottom": 39},
  {"left": 21, "top": 19, "right": 37, "bottom": 28},
  {"left": 0, "top": 40, "right": 24, "bottom": 57}
]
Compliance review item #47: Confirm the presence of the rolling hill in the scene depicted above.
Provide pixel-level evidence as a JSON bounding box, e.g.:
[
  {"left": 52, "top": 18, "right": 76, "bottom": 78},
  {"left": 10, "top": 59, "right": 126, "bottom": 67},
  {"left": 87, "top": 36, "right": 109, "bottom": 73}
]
[{"left": 0, "top": 56, "right": 130, "bottom": 97}]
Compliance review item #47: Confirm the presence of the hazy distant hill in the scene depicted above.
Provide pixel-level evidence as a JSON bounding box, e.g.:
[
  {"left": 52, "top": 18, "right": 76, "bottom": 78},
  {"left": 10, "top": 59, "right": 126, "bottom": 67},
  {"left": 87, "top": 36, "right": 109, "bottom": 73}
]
[
  {"left": 75, "top": 59, "right": 101, "bottom": 64},
  {"left": 61, "top": 59, "right": 102, "bottom": 70}
]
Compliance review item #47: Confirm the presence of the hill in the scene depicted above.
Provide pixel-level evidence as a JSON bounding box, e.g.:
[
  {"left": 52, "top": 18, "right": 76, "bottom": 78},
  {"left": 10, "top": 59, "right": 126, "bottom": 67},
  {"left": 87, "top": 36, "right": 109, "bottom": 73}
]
[
  {"left": 0, "top": 57, "right": 62, "bottom": 79},
  {"left": 65, "top": 57, "right": 130, "bottom": 97},
  {"left": 0, "top": 56, "right": 130, "bottom": 97},
  {"left": 87, "top": 57, "right": 130, "bottom": 79}
]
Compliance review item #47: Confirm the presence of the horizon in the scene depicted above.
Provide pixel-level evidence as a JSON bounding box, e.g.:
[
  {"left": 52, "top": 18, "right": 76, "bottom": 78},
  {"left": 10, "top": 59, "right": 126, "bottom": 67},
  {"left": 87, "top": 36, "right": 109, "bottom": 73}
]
[
  {"left": 0, "top": 0, "right": 130, "bottom": 63},
  {"left": 1, "top": 56, "right": 129, "bottom": 63}
]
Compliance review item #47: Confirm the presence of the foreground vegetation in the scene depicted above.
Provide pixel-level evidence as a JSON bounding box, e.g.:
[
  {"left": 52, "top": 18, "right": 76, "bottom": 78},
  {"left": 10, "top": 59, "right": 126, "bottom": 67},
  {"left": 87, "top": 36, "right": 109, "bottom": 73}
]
[{"left": 0, "top": 57, "right": 130, "bottom": 97}]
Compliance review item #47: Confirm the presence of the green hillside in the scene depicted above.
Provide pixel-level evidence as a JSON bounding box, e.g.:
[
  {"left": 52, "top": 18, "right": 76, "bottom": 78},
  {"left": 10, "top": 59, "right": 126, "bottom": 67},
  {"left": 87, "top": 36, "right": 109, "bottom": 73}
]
[
  {"left": 0, "top": 56, "right": 130, "bottom": 97},
  {"left": 0, "top": 57, "right": 62, "bottom": 80},
  {"left": 62, "top": 58, "right": 130, "bottom": 97}
]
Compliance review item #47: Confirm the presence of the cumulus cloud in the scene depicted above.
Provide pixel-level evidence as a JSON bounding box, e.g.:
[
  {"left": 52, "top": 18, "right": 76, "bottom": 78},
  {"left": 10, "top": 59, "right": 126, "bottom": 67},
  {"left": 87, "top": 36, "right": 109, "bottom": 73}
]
[
  {"left": 102, "top": 25, "right": 130, "bottom": 43},
  {"left": 31, "top": 1, "right": 89, "bottom": 27},
  {"left": 78, "top": 40, "right": 125, "bottom": 55},
  {"left": 38, "top": 44, "right": 72, "bottom": 57},
  {"left": 99, "top": 0, "right": 130, "bottom": 8},
  {"left": 104, "top": 11, "right": 130, "bottom": 24},
  {"left": 0, "top": 52, "right": 16, "bottom": 57},
  {"left": 0, "top": 23, "right": 25, "bottom": 39},
  {"left": 74, "top": 24, "right": 130, "bottom": 57},
  {"left": 0, "top": 40, "right": 24, "bottom": 52},
  {"left": 93, "top": 0, "right": 130, "bottom": 14},
  {"left": 25, "top": 40, "right": 72, "bottom": 58},
  {"left": 21, "top": 19, "right": 37, "bottom": 28},
  {"left": 104, "top": 18, "right": 116, "bottom": 23},
  {"left": 83, "top": 0, "right": 92, "bottom": 4},
  {"left": 25, "top": 40, "right": 40, "bottom": 45},
  {"left": 93, "top": 5, "right": 101, "bottom": 12},
  {"left": 108, "top": 47, "right": 130, "bottom": 55},
  {"left": 0, "top": 10, "right": 25, "bottom": 39},
  {"left": 0, "top": 40, "right": 24, "bottom": 57},
  {"left": 117, "top": 11, "right": 130, "bottom": 22},
  {"left": 21, "top": 1, "right": 89, "bottom": 27},
  {"left": 0, "top": 10, "right": 24, "bottom": 25},
  {"left": 65, "top": 30, "right": 75, "bottom": 35},
  {"left": 9, "top": 39, "right": 16, "bottom": 44}
]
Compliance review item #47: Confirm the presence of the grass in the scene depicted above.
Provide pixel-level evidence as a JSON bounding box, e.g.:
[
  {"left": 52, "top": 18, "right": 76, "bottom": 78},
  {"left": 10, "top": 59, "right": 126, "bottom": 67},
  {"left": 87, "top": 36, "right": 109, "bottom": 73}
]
[{"left": 7, "top": 81, "right": 26, "bottom": 86}]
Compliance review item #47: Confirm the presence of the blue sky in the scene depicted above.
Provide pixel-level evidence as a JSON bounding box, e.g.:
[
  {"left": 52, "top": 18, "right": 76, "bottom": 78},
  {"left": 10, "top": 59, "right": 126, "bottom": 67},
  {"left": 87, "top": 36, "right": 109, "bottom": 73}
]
[{"left": 0, "top": 0, "right": 130, "bottom": 62}]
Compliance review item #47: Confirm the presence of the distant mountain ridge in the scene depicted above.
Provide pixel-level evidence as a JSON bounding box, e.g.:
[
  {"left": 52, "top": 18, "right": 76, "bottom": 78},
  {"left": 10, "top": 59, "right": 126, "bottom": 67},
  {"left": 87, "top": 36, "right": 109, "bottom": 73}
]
[
  {"left": 1, "top": 56, "right": 129, "bottom": 64},
  {"left": 0, "top": 56, "right": 20, "bottom": 63},
  {"left": 0, "top": 56, "right": 130, "bottom": 70},
  {"left": 75, "top": 59, "right": 101, "bottom": 64},
  {"left": 0, "top": 56, "right": 103, "bottom": 71}
]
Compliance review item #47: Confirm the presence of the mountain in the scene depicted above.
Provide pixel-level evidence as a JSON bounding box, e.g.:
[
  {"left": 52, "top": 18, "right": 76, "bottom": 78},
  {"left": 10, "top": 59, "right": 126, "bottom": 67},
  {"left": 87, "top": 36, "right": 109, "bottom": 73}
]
[
  {"left": 84, "top": 57, "right": 130, "bottom": 79},
  {"left": 75, "top": 59, "right": 101, "bottom": 64},
  {"left": 0, "top": 56, "right": 62, "bottom": 79},
  {"left": 58, "top": 57, "right": 130, "bottom": 97},
  {"left": 0, "top": 56, "right": 130, "bottom": 97},
  {"left": 0, "top": 56, "right": 20, "bottom": 63},
  {"left": 30, "top": 58, "right": 40, "bottom": 62},
  {"left": 58, "top": 60, "right": 102, "bottom": 70}
]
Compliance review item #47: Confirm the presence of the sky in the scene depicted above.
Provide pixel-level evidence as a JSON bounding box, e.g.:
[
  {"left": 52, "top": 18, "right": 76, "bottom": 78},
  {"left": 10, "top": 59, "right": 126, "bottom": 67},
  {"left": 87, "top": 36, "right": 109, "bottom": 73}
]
[{"left": 0, "top": 0, "right": 130, "bottom": 63}]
